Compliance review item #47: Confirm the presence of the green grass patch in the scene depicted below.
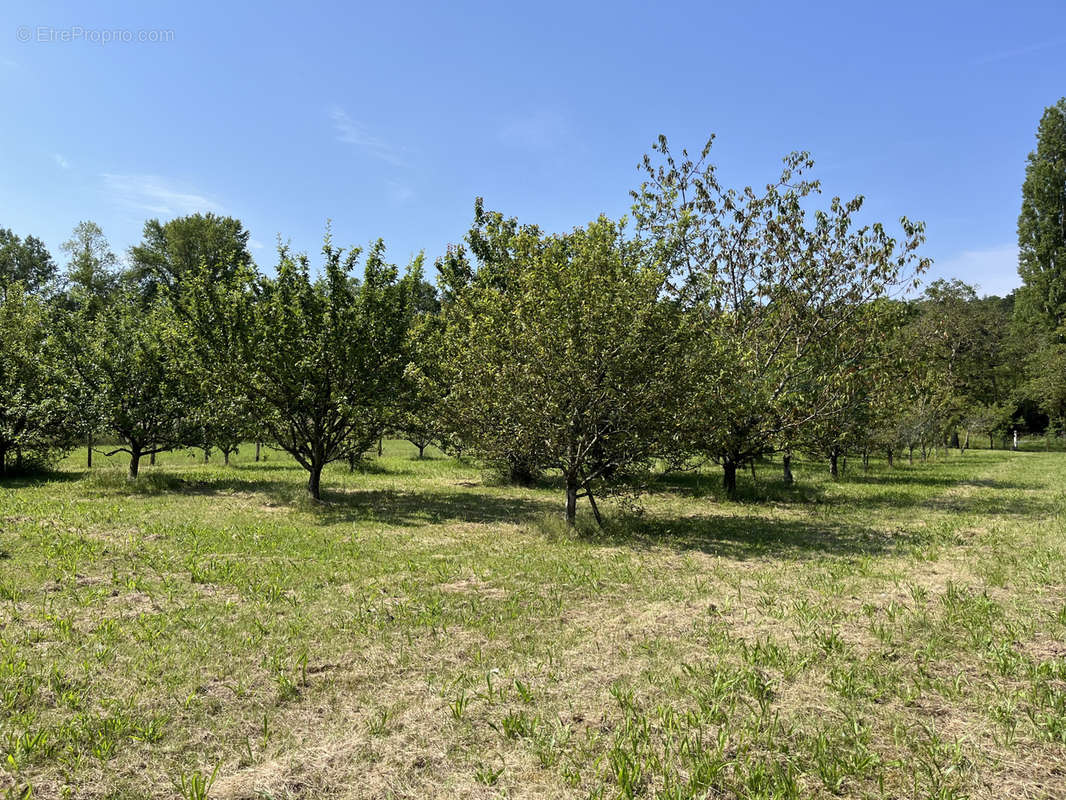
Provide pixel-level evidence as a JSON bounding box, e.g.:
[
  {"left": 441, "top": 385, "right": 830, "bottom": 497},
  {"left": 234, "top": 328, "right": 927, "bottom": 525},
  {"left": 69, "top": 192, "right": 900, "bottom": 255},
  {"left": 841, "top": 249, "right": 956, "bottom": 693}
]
[{"left": 0, "top": 443, "right": 1064, "bottom": 798}]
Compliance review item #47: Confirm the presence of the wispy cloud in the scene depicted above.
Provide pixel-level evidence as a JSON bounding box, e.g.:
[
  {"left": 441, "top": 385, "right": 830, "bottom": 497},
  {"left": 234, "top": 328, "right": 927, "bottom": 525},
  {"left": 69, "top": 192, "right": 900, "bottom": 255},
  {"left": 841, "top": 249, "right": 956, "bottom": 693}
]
[
  {"left": 498, "top": 110, "right": 569, "bottom": 151},
  {"left": 329, "top": 106, "right": 409, "bottom": 167},
  {"left": 249, "top": 238, "right": 265, "bottom": 250},
  {"left": 929, "top": 243, "right": 1020, "bottom": 297},
  {"left": 53, "top": 153, "right": 70, "bottom": 169},
  {"left": 972, "top": 38, "right": 1065, "bottom": 66},
  {"left": 386, "top": 180, "right": 415, "bottom": 205},
  {"left": 102, "top": 173, "right": 223, "bottom": 216}
]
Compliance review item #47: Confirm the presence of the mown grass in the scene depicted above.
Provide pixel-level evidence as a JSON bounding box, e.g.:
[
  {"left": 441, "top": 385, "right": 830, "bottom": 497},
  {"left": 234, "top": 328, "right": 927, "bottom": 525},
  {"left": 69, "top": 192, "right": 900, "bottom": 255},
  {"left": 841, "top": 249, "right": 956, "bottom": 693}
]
[{"left": 1, "top": 443, "right": 1064, "bottom": 799}]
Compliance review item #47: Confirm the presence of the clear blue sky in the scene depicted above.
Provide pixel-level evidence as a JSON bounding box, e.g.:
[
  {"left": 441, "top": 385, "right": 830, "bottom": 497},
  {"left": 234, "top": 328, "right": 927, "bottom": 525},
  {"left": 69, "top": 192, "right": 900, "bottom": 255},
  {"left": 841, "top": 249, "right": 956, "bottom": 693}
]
[{"left": 2, "top": 0, "right": 1064, "bottom": 297}]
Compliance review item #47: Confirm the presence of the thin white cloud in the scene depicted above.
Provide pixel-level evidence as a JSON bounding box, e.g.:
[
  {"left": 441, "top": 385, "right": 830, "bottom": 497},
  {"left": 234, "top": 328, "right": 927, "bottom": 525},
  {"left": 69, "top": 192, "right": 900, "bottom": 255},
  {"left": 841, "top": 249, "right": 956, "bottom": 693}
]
[
  {"left": 929, "top": 243, "right": 1020, "bottom": 298},
  {"left": 249, "top": 239, "right": 265, "bottom": 250},
  {"left": 387, "top": 180, "right": 415, "bottom": 205},
  {"left": 53, "top": 153, "right": 70, "bottom": 169},
  {"left": 102, "top": 173, "right": 223, "bottom": 216},
  {"left": 329, "top": 106, "right": 409, "bottom": 167},
  {"left": 972, "top": 38, "right": 1065, "bottom": 66},
  {"left": 498, "top": 110, "right": 569, "bottom": 150}
]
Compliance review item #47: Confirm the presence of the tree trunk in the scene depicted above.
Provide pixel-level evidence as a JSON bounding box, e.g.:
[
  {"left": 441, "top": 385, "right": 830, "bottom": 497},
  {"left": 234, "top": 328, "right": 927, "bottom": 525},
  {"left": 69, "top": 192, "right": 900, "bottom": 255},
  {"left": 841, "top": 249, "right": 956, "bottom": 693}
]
[
  {"left": 722, "top": 459, "right": 738, "bottom": 499},
  {"left": 841, "top": 454, "right": 847, "bottom": 476},
  {"left": 565, "top": 475, "right": 578, "bottom": 526},
  {"left": 862, "top": 449, "right": 870, "bottom": 471},
  {"left": 962, "top": 430, "right": 969, "bottom": 451},
  {"left": 750, "top": 460, "right": 757, "bottom": 483},
  {"left": 989, "top": 434, "right": 994, "bottom": 450},
  {"left": 585, "top": 485, "right": 603, "bottom": 527},
  {"left": 377, "top": 437, "right": 383, "bottom": 457},
  {"left": 223, "top": 450, "right": 230, "bottom": 466},
  {"left": 255, "top": 441, "right": 261, "bottom": 462},
  {"left": 150, "top": 451, "right": 156, "bottom": 466},
  {"left": 829, "top": 451, "right": 839, "bottom": 478},
  {"left": 128, "top": 450, "right": 141, "bottom": 480},
  {"left": 908, "top": 446, "right": 914, "bottom": 465},
  {"left": 307, "top": 462, "right": 323, "bottom": 500},
  {"left": 418, "top": 444, "right": 425, "bottom": 459},
  {"left": 782, "top": 453, "right": 794, "bottom": 486},
  {"left": 87, "top": 435, "right": 93, "bottom": 468},
  {"left": 887, "top": 449, "right": 894, "bottom": 468},
  {"left": 202, "top": 449, "right": 209, "bottom": 464}
]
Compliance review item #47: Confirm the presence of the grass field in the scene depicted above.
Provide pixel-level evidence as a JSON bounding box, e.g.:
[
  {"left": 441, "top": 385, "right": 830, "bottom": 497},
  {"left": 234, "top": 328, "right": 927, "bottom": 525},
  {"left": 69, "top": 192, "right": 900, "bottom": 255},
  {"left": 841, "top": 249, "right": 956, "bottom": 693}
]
[{"left": 0, "top": 443, "right": 1064, "bottom": 799}]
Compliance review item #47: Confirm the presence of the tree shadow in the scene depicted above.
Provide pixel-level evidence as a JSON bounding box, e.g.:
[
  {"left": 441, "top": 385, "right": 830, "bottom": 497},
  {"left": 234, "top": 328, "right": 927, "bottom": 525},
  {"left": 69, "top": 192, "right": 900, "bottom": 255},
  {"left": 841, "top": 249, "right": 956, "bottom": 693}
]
[
  {"left": 651, "top": 469, "right": 827, "bottom": 504},
  {"left": 581, "top": 512, "right": 906, "bottom": 561},
  {"left": 841, "top": 473, "right": 1037, "bottom": 491},
  {"left": 95, "top": 468, "right": 559, "bottom": 528},
  {"left": 0, "top": 469, "right": 83, "bottom": 489},
  {"left": 310, "top": 487, "right": 558, "bottom": 526}
]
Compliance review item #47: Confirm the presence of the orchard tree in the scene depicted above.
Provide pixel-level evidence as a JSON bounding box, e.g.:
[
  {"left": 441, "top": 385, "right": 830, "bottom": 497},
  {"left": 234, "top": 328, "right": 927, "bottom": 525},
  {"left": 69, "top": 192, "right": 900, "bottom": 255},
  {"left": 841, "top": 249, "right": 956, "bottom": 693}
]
[
  {"left": 437, "top": 203, "right": 555, "bottom": 484},
  {"left": 632, "top": 135, "right": 928, "bottom": 497},
  {"left": 793, "top": 302, "right": 900, "bottom": 477},
  {"left": 64, "top": 298, "right": 199, "bottom": 479},
  {"left": 0, "top": 285, "right": 76, "bottom": 475},
  {"left": 245, "top": 233, "right": 414, "bottom": 499},
  {"left": 392, "top": 255, "right": 446, "bottom": 458},
  {"left": 442, "top": 212, "right": 686, "bottom": 525}
]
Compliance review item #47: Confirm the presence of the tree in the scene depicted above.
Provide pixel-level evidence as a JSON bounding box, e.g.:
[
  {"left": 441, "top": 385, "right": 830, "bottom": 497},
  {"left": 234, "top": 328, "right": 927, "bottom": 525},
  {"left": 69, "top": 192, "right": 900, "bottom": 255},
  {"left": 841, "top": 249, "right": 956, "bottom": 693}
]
[
  {"left": 128, "top": 213, "right": 252, "bottom": 302},
  {"left": 242, "top": 233, "right": 413, "bottom": 499},
  {"left": 632, "top": 135, "right": 928, "bottom": 497},
  {"left": 0, "top": 285, "right": 76, "bottom": 475},
  {"left": 0, "top": 228, "right": 56, "bottom": 294},
  {"left": 793, "top": 302, "right": 900, "bottom": 477},
  {"left": 58, "top": 221, "right": 122, "bottom": 466},
  {"left": 1017, "top": 98, "right": 1066, "bottom": 331},
  {"left": 442, "top": 211, "right": 686, "bottom": 525},
  {"left": 64, "top": 298, "right": 199, "bottom": 479},
  {"left": 61, "top": 221, "right": 119, "bottom": 315},
  {"left": 437, "top": 202, "right": 554, "bottom": 484},
  {"left": 1014, "top": 98, "right": 1066, "bottom": 432}
]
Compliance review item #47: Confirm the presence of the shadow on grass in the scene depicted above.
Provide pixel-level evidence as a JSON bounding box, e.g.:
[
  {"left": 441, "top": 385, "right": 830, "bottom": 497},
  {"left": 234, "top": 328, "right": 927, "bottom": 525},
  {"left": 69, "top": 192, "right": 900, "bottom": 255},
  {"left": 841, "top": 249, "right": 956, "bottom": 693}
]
[
  {"left": 81, "top": 465, "right": 558, "bottom": 527},
  {"left": 650, "top": 469, "right": 827, "bottom": 505},
  {"left": 311, "top": 488, "right": 557, "bottom": 526},
  {"left": 0, "top": 469, "right": 82, "bottom": 489},
  {"left": 575, "top": 512, "right": 903, "bottom": 561}
]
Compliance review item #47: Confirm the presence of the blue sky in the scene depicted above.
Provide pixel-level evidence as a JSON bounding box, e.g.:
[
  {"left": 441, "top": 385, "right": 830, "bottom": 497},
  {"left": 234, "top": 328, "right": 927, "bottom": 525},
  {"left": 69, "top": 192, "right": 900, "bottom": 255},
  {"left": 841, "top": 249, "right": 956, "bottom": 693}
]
[{"left": 1, "top": 0, "right": 1064, "bottom": 297}]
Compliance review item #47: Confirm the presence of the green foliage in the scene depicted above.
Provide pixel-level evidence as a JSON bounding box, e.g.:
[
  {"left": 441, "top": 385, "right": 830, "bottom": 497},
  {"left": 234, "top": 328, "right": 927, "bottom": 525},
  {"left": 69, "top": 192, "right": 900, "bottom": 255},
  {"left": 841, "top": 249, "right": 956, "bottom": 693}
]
[
  {"left": 0, "top": 285, "right": 76, "bottom": 474},
  {"left": 1017, "top": 97, "right": 1066, "bottom": 331},
  {"left": 441, "top": 209, "right": 686, "bottom": 523},
  {"left": 59, "top": 221, "right": 119, "bottom": 315},
  {"left": 633, "top": 135, "right": 928, "bottom": 494},
  {"left": 243, "top": 231, "right": 414, "bottom": 498},
  {"left": 0, "top": 228, "right": 55, "bottom": 296},
  {"left": 60, "top": 297, "right": 199, "bottom": 478},
  {"left": 128, "top": 212, "right": 253, "bottom": 302}
]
